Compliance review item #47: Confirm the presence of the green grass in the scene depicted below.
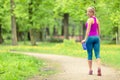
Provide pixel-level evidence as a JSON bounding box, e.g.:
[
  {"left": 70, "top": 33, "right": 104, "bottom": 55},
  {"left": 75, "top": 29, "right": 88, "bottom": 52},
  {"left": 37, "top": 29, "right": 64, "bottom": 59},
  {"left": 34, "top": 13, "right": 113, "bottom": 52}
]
[
  {"left": 0, "top": 52, "right": 52, "bottom": 80},
  {"left": 100, "top": 45, "right": 120, "bottom": 69},
  {"left": 0, "top": 39, "right": 120, "bottom": 76},
  {"left": 0, "top": 40, "right": 120, "bottom": 80}
]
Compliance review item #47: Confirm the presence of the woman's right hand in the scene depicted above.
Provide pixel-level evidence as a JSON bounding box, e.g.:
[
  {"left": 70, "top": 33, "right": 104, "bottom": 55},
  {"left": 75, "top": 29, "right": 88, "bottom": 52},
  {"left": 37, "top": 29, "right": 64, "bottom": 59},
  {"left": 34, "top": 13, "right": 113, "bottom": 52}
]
[{"left": 81, "top": 39, "right": 86, "bottom": 43}]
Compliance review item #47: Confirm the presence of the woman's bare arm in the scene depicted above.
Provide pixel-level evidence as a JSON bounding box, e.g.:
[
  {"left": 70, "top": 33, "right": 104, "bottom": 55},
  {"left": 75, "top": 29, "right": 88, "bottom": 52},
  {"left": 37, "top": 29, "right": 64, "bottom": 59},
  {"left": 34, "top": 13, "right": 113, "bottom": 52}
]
[{"left": 84, "top": 18, "right": 93, "bottom": 41}]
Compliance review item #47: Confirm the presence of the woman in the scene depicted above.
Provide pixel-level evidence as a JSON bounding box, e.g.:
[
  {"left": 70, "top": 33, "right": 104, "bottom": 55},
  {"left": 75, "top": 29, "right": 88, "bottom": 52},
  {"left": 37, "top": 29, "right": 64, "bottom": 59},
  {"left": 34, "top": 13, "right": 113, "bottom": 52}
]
[{"left": 81, "top": 7, "right": 101, "bottom": 76}]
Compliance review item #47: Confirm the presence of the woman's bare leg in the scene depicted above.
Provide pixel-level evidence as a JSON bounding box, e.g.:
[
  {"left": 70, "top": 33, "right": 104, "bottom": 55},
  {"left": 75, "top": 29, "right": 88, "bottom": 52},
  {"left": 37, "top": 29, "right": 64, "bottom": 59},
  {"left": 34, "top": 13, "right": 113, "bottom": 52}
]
[
  {"left": 88, "top": 60, "right": 93, "bottom": 75},
  {"left": 96, "top": 58, "right": 102, "bottom": 76}
]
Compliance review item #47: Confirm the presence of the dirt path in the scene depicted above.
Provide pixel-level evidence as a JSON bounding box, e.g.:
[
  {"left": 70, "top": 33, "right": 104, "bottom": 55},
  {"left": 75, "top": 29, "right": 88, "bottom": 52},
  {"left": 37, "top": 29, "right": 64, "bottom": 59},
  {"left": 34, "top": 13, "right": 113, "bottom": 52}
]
[{"left": 12, "top": 52, "right": 120, "bottom": 80}]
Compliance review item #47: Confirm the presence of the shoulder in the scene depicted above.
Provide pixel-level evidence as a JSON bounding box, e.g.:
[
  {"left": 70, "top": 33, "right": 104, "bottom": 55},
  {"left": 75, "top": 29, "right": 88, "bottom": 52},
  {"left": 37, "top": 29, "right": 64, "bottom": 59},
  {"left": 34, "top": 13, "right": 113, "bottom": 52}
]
[{"left": 87, "top": 18, "right": 94, "bottom": 23}]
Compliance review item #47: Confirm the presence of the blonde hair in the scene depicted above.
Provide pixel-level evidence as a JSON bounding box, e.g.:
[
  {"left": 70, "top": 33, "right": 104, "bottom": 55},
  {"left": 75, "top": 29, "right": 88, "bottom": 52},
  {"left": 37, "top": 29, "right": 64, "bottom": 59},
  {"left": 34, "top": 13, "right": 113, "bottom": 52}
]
[{"left": 87, "top": 7, "right": 95, "bottom": 14}]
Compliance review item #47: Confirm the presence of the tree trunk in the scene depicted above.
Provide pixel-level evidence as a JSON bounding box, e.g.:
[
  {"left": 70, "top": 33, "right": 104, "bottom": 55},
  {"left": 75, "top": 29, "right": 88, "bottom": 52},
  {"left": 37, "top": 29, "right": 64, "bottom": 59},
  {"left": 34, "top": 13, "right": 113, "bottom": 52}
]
[
  {"left": 72, "top": 25, "right": 75, "bottom": 37},
  {"left": 46, "top": 27, "right": 50, "bottom": 36},
  {"left": 28, "top": 32, "right": 30, "bottom": 40},
  {"left": 0, "top": 24, "right": 4, "bottom": 43},
  {"left": 29, "top": 29, "right": 36, "bottom": 45},
  {"left": 61, "top": 18, "right": 64, "bottom": 36},
  {"left": 116, "top": 26, "right": 120, "bottom": 44},
  {"left": 93, "top": 0, "right": 96, "bottom": 4},
  {"left": 118, "top": 27, "right": 120, "bottom": 44},
  {"left": 53, "top": 26, "right": 58, "bottom": 36},
  {"left": 63, "top": 13, "right": 69, "bottom": 39},
  {"left": 16, "top": 25, "right": 23, "bottom": 41},
  {"left": 82, "top": 21, "right": 86, "bottom": 39},
  {"left": 28, "top": 1, "right": 36, "bottom": 45},
  {"left": 79, "top": 21, "right": 83, "bottom": 41},
  {"left": 39, "top": 29, "right": 43, "bottom": 41},
  {"left": 10, "top": 0, "right": 17, "bottom": 45}
]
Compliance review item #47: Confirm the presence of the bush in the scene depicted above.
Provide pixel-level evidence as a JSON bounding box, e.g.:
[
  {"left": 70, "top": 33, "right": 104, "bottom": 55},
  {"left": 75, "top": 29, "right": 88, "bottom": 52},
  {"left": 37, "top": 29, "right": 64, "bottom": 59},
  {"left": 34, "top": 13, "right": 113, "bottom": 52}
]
[{"left": 47, "top": 38, "right": 63, "bottom": 43}]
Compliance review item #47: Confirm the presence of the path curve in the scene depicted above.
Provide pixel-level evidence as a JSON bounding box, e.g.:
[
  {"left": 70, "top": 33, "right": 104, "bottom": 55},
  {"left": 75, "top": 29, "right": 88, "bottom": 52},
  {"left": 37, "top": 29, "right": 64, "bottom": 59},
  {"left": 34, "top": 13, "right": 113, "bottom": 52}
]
[{"left": 12, "top": 52, "right": 120, "bottom": 80}]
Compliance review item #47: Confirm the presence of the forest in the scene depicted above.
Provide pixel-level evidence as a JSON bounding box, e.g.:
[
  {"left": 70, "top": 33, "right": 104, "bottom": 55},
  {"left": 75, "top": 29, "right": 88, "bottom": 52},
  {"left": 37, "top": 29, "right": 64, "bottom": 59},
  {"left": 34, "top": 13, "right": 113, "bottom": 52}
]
[{"left": 0, "top": 0, "right": 120, "bottom": 45}]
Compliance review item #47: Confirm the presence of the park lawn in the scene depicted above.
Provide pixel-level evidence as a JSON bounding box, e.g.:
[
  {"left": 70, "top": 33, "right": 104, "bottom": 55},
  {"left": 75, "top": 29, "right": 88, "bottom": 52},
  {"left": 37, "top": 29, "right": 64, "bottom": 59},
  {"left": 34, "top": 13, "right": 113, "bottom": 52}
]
[
  {"left": 0, "top": 51, "right": 54, "bottom": 80},
  {"left": 10, "top": 41, "right": 120, "bottom": 69},
  {"left": 0, "top": 40, "right": 120, "bottom": 70}
]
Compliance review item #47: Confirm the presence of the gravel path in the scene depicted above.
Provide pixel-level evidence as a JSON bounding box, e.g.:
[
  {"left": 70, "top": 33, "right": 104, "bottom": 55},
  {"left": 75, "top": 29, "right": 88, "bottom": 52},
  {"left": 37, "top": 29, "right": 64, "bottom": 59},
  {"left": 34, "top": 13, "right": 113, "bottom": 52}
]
[{"left": 12, "top": 52, "right": 120, "bottom": 80}]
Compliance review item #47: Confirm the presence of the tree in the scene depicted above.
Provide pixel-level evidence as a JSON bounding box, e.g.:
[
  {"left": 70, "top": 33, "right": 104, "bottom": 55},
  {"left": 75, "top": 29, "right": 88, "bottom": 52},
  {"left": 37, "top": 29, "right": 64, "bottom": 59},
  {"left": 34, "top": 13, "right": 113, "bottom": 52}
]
[
  {"left": 63, "top": 13, "right": 69, "bottom": 39},
  {"left": 0, "top": 23, "right": 4, "bottom": 43},
  {"left": 54, "top": 0, "right": 91, "bottom": 39},
  {"left": 0, "top": 0, "right": 119, "bottom": 44},
  {"left": 10, "top": 0, "right": 17, "bottom": 45},
  {"left": 28, "top": 0, "right": 36, "bottom": 45},
  {"left": 0, "top": 0, "right": 4, "bottom": 43},
  {"left": 109, "top": 0, "right": 120, "bottom": 44}
]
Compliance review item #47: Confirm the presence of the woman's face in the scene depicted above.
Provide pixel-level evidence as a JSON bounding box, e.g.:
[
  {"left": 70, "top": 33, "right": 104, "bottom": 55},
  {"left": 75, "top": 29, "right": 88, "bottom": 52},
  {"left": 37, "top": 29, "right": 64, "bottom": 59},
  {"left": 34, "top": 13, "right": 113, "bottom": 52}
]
[{"left": 87, "top": 9, "right": 94, "bottom": 17}]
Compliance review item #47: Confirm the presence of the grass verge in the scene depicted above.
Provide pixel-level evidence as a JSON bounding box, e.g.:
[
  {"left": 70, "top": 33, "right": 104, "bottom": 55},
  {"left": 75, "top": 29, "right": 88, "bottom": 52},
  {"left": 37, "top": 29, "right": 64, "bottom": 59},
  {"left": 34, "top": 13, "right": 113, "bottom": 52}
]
[
  {"left": 0, "top": 52, "right": 55, "bottom": 80},
  {"left": 1, "top": 39, "right": 120, "bottom": 70}
]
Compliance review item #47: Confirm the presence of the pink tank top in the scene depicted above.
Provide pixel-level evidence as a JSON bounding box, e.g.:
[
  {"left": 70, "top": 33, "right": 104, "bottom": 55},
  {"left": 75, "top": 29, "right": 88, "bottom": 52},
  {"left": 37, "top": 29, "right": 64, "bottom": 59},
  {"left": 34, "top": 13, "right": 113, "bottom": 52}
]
[{"left": 86, "top": 17, "right": 99, "bottom": 36}]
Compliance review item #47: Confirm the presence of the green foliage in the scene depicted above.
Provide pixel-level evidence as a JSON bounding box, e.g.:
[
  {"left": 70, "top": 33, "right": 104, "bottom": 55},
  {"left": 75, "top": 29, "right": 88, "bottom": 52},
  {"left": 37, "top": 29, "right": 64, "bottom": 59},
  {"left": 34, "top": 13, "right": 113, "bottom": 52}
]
[
  {"left": 0, "top": 0, "right": 11, "bottom": 32},
  {"left": 47, "top": 38, "right": 63, "bottom": 43},
  {"left": 0, "top": 0, "right": 120, "bottom": 43},
  {"left": 0, "top": 52, "right": 46, "bottom": 80},
  {"left": 63, "top": 39, "right": 78, "bottom": 48}
]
